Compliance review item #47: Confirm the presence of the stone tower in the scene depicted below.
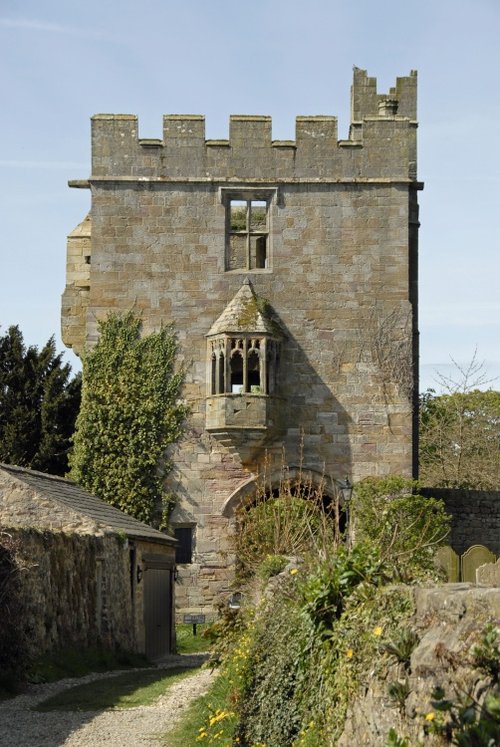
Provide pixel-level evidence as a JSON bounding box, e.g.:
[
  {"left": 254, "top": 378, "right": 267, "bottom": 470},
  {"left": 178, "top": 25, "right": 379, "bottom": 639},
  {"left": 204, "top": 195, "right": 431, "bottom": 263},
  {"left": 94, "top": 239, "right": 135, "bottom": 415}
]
[{"left": 62, "top": 68, "right": 421, "bottom": 615}]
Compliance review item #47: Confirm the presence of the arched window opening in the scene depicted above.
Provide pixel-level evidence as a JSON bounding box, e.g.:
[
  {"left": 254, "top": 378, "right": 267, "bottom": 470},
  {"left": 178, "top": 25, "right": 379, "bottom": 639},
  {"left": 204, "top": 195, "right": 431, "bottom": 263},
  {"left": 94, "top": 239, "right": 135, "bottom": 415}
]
[
  {"left": 211, "top": 353, "right": 217, "bottom": 395},
  {"left": 230, "top": 351, "right": 243, "bottom": 393},
  {"left": 218, "top": 352, "right": 225, "bottom": 394},
  {"left": 247, "top": 350, "right": 260, "bottom": 392}
]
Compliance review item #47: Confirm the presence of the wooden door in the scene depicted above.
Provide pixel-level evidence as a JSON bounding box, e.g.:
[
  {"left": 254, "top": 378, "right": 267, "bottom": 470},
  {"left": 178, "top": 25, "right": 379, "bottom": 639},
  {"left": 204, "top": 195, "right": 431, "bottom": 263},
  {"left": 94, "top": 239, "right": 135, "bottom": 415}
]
[{"left": 143, "top": 564, "right": 172, "bottom": 659}]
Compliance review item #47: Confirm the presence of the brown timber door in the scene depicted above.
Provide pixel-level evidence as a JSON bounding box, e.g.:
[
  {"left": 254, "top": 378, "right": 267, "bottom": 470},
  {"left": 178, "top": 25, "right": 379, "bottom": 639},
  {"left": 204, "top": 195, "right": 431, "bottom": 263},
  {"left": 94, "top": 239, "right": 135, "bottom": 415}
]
[{"left": 143, "top": 557, "right": 173, "bottom": 659}]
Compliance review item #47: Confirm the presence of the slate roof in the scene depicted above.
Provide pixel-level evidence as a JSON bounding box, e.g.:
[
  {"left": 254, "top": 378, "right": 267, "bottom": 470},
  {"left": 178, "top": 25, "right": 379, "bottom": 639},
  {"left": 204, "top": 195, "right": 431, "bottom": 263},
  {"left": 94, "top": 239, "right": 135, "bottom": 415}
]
[
  {"left": 207, "top": 278, "right": 278, "bottom": 336},
  {"left": 0, "top": 463, "right": 175, "bottom": 546}
]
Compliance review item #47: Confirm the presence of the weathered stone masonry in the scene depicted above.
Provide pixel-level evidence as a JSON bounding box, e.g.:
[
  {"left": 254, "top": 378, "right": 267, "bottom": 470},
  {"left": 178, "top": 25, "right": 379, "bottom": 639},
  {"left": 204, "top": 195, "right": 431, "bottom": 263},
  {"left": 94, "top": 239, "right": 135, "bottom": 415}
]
[
  {"left": 0, "top": 464, "right": 176, "bottom": 658},
  {"left": 62, "top": 69, "right": 421, "bottom": 615}
]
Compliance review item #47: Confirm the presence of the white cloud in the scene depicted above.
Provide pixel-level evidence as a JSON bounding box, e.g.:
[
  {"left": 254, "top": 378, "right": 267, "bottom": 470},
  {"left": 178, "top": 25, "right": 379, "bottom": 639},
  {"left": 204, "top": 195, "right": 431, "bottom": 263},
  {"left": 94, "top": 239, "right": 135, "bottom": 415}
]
[{"left": 0, "top": 17, "right": 117, "bottom": 41}]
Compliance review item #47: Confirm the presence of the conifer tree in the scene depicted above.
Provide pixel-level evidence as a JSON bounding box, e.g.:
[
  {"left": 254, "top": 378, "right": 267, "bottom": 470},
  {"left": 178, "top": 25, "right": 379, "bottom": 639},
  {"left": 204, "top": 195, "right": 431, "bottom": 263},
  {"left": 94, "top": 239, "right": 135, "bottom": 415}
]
[{"left": 0, "top": 326, "right": 81, "bottom": 474}]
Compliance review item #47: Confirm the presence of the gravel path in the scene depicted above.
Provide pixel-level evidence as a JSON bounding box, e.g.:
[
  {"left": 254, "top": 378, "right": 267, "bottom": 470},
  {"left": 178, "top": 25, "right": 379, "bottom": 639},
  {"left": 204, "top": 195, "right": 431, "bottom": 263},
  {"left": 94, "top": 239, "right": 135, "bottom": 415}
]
[{"left": 0, "top": 654, "right": 215, "bottom": 747}]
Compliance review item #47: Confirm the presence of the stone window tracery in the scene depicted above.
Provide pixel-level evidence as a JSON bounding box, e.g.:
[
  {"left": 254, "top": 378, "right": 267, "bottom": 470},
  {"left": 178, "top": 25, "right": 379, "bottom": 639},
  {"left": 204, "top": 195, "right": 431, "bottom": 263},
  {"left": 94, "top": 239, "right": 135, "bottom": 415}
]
[{"left": 208, "top": 335, "right": 280, "bottom": 396}]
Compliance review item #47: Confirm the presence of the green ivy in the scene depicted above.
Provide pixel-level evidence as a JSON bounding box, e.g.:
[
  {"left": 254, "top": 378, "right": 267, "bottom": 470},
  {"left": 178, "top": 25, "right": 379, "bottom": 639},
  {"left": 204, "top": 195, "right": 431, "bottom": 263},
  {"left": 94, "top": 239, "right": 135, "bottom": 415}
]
[{"left": 69, "top": 312, "right": 188, "bottom": 525}]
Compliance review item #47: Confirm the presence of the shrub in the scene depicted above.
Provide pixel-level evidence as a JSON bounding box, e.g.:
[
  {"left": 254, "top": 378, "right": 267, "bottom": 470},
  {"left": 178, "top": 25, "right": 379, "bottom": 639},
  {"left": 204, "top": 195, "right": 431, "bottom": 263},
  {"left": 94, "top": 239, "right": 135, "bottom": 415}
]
[
  {"left": 472, "top": 624, "right": 500, "bottom": 683},
  {"left": 233, "top": 470, "right": 338, "bottom": 579},
  {"left": 352, "top": 476, "right": 450, "bottom": 581},
  {"left": 425, "top": 684, "right": 500, "bottom": 744},
  {"left": 257, "top": 553, "right": 290, "bottom": 581},
  {"left": 234, "top": 546, "right": 413, "bottom": 746},
  {"left": 182, "top": 473, "right": 450, "bottom": 745},
  {"left": 237, "top": 598, "right": 308, "bottom": 747}
]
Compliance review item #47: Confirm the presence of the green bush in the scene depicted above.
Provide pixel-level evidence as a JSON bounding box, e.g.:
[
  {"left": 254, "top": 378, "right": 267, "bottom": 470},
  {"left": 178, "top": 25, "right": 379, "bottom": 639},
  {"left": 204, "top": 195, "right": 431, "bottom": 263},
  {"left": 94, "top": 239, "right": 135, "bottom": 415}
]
[
  {"left": 352, "top": 476, "right": 450, "bottom": 580},
  {"left": 234, "top": 482, "right": 334, "bottom": 579},
  {"left": 234, "top": 547, "right": 413, "bottom": 746},
  {"left": 472, "top": 624, "right": 500, "bottom": 683},
  {"left": 425, "top": 684, "right": 500, "bottom": 745},
  {"left": 257, "top": 553, "right": 289, "bottom": 581},
  {"left": 238, "top": 598, "right": 308, "bottom": 747},
  {"left": 177, "top": 474, "right": 452, "bottom": 745}
]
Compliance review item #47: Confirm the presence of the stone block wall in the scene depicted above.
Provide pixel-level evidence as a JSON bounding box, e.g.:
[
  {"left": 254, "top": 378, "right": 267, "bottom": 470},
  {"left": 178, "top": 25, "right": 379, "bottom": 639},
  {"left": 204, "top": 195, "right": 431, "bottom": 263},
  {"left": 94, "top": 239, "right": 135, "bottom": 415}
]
[
  {"left": 63, "top": 69, "right": 420, "bottom": 613},
  {"left": 422, "top": 488, "right": 500, "bottom": 556},
  {"left": 3, "top": 528, "right": 135, "bottom": 657}
]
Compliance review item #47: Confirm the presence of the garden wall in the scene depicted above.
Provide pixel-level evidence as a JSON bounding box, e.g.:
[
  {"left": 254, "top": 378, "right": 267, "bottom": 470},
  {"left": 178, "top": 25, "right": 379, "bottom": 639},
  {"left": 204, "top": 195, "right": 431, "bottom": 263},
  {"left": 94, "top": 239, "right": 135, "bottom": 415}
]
[
  {"left": 421, "top": 488, "right": 500, "bottom": 555},
  {"left": 2, "top": 527, "right": 134, "bottom": 659}
]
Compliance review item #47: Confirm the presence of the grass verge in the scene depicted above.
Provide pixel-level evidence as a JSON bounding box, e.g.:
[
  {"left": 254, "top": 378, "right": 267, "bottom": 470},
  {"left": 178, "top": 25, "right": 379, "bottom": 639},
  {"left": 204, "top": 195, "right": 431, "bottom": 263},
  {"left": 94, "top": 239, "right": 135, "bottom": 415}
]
[
  {"left": 28, "top": 647, "right": 151, "bottom": 684},
  {"left": 36, "top": 666, "right": 198, "bottom": 712},
  {"left": 164, "top": 671, "right": 234, "bottom": 747},
  {"left": 176, "top": 623, "right": 211, "bottom": 654}
]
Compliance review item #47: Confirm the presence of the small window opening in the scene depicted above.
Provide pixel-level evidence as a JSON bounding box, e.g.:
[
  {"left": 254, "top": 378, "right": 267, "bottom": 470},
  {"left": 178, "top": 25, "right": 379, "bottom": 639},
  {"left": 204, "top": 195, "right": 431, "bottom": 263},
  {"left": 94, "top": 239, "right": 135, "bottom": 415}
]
[
  {"left": 218, "top": 352, "right": 225, "bottom": 394},
  {"left": 211, "top": 353, "right": 216, "bottom": 395},
  {"left": 247, "top": 350, "right": 261, "bottom": 392},
  {"left": 84, "top": 255, "right": 91, "bottom": 265},
  {"left": 227, "top": 197, "right": 269, "bottom": 271},
  {"left": 250, "top": 201, "right": 267, "bottom": 230},
  {"left": 174, "top": 527, "right": 193, "bottom": 564},
  {"left": 230, "top": 351, "right": 243, "bottom": 393},
  {"left": 230, "top": 200, "right": 247, "bottom": 231}
]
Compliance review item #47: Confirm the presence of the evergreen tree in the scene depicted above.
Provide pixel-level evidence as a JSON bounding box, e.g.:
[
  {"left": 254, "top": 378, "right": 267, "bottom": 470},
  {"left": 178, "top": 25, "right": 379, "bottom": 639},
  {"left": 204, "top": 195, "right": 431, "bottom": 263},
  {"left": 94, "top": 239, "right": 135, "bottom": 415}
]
[
  {"left": 69, "top": 312, "right": 187, "bottom": 525},
  {"left": 0, "top": 326, "right": 81, "bottom": 474}
]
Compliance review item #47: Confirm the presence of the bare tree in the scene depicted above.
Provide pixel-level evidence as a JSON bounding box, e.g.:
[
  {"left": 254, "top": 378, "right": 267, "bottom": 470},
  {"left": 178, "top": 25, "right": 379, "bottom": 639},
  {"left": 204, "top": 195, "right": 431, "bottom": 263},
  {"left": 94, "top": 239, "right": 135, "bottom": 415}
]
[{"left": 419, "top": 351, "right": 500, "bottom": 489}]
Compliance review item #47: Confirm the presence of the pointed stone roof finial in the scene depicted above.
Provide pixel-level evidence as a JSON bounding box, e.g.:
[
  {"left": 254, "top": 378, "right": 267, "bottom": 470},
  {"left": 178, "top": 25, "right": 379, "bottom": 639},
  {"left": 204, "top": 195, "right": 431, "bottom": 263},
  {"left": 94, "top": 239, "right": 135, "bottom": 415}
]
[{"left": 207, "top": 280, "right": 278, "bottom": 336}]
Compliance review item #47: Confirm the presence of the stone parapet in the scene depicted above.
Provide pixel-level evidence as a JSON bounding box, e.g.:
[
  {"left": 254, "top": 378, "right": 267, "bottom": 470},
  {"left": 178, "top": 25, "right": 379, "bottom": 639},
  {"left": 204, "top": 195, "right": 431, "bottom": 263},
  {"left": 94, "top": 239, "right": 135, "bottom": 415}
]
[{"left": 86, "top": 71, "right": 417, "bottom": 182}]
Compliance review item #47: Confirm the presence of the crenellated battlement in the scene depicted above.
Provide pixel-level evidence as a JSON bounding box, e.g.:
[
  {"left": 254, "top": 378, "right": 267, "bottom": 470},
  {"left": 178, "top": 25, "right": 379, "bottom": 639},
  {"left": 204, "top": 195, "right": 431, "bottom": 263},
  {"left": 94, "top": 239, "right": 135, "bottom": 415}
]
[
  {"left": 87, "top": 69, "right": 417, "bottom": 183},
  {"left": 350, "top": 67, "right": 417, "bottom": 122}
]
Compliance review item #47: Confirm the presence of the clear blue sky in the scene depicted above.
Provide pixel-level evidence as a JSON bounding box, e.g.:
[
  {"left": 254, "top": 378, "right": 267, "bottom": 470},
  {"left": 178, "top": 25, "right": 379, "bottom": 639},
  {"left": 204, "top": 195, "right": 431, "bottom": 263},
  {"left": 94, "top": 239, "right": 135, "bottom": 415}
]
[{"left": 1, "top": 0, "right": 499, "bottom": 392}]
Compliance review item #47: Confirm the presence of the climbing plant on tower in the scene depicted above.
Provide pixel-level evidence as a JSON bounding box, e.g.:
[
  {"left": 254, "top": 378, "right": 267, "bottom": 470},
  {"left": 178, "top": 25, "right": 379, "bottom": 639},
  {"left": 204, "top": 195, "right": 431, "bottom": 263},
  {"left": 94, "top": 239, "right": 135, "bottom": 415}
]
[{"left": 69, "top": 312, "right": 188, "bottom": 525}]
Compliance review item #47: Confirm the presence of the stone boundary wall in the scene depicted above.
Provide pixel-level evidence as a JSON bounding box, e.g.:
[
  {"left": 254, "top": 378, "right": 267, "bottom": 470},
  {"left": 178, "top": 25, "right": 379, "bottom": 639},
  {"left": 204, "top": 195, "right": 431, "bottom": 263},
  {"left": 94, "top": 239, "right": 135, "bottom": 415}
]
[
  {"left": 339, "top": 584, "right": 500, "bottom": 745},
  {"left": 3, "top": 528, "right": 134, "bottom": 658},
  {"left": 421, "top": 487, "right": 500, "bottom": 556}
]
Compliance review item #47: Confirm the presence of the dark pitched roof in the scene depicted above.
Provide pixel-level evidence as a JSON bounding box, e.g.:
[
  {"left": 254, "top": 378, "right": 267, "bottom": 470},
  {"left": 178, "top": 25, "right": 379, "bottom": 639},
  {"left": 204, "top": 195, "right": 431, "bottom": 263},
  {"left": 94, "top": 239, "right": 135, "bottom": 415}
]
[{"left": 0, "top": 463, "right": 175, "bottom": 546}]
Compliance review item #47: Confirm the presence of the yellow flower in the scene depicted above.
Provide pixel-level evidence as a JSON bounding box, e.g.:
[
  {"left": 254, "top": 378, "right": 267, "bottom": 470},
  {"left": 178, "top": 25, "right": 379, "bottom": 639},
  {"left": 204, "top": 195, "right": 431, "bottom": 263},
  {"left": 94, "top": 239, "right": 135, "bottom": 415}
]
[
  {"left": 373, "top": 626, "right": 383, "bottom": 637},
  {"left": 289, "top": 568, "right": 299, "bottom": 576},
  {"left": 346, "top": 648, "right": 354, "bottom": 658},
  {"left": 425, "top": 712, "right": 435, "bottom": 721}
]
